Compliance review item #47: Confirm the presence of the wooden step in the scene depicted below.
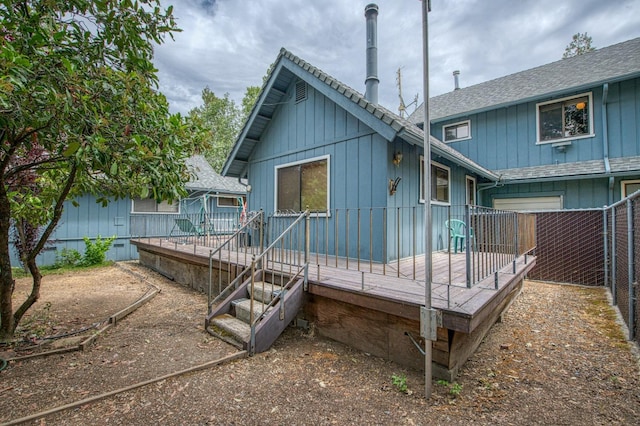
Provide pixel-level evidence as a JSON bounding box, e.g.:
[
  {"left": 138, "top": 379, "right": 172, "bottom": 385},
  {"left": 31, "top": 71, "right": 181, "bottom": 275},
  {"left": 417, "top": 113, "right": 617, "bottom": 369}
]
[
  {"left": 233, "top": 298, "right": 272, "bottom": 324},
  {"left": 209, "top": 313, "right": 251, "bottom": 345},
  {"left": 249, "top": 282, "right": 283, "bottom": 304}
]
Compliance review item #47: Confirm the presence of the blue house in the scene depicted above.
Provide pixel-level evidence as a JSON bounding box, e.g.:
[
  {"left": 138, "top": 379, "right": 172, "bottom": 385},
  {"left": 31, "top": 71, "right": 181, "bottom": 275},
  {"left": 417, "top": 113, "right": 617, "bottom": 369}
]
[
  {"left": 11, "top": 155, "right": 246, "bottom": 266},
  {"left": 222, "top": 47, "right": 499, "bottom": 260},
  {"left": 409, "top": 37, "right": 640, "bottom": 210}
]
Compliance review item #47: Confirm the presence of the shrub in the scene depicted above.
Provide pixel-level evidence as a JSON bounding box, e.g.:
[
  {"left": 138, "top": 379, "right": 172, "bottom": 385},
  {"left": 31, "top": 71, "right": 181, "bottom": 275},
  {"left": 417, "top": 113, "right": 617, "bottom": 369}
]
[
  {"left": 53, "top": 248, "right": 82, "bottom": 268},
  {"left": 81, "top": 235, "right": 116, "bottom": 266}
]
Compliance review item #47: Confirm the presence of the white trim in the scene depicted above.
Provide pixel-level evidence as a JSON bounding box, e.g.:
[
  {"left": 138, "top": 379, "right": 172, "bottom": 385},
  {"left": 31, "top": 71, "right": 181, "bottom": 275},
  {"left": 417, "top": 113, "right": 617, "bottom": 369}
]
[
  {"left": 419, "top": 156, "right": 451, "bottom": 205},
  {"left": 442, "top": 120, "right": 471, "bottom": 143},
  {"left": 535, "top": 92, "right": 594, "bottom": 144},
  {"left": 274, "top": 154, "right": 330, "bottom": 215},
  {"left": 465, "top": 175, "right": 477, "bottom": 205},
  {"left": 621, "top": 179, "right": 640, "bottom": 198},
  {"left": 217, "top": 196, "right": 241, "bottom": 208},
  {"left": 130, "top": 198, "right": 180, "bottom": 214},
  {"left": 493, "top": 195, "right": 563, "bottom": 211}
]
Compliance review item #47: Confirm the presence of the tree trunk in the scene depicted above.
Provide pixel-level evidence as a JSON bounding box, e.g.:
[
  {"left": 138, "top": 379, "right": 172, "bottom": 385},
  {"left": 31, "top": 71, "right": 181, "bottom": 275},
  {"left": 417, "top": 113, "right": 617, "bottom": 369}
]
[
  {"left": 0, "top": 184, "right": 15, "bottom": 340},
  {"left": 12, "top": 256, "right": 41, "bottom": 334}
]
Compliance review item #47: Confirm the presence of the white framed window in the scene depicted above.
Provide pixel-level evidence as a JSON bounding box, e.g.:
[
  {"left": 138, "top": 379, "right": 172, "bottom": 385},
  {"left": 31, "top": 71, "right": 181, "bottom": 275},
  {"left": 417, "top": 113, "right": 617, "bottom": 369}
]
[
  {"left": 536, "top": 92, "right": 593, "bottom": 143},
  {"left": 274, "top": 155, "right": 329, "bottom": 213},
  {"left": 466, "top": 175, "right": 476, "bottom": 206},
  {"left": 419, "top": 156, "right": 450, "bottom": 205},
  {"left": 131, "top": 198, "right": 179, "bottom": 214},
  {"left": 621, "top": 180, "right": 640, "bottom": 198},
  {"left": 217, "top": 196, "right": 242, "bottom": 208},
  {"left": 443, "top": 120, "right": 471, "bottom": 142}
]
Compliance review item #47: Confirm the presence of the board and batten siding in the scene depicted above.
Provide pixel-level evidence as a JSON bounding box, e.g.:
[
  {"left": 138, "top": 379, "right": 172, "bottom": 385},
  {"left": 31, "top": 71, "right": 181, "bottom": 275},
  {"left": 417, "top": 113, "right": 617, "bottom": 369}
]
[
  {"left": 433, "top": 79, "right": 640, "bottom": 170},
  {"left": 247, "top": 81, "right": 388, "bottom": 214},
  {"left": 10, "top": 194, "right": 137, "bottom": 267}
]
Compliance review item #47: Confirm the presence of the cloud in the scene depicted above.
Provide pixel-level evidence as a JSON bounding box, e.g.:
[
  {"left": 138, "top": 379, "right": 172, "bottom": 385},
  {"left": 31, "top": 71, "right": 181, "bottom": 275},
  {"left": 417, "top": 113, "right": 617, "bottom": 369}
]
[{"left": 153, "top": 0, "right": 640, "bottom": 115}]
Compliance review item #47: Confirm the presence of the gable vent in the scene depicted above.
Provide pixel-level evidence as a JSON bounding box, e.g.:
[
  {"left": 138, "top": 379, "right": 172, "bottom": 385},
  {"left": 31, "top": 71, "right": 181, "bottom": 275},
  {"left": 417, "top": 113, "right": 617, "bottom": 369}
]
[{"left": 295, "top": 80, "right": 307, "bottom": 103}]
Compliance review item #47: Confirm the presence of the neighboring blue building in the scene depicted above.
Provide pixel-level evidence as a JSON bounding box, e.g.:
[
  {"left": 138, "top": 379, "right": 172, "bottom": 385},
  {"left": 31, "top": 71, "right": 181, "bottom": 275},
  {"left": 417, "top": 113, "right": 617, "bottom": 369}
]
[
  {"left": 222, "top": 48, "right": 498, "bottom": 260},
  {"left": 11, "top": 155, "right": 246, "bottom": 266},
  {"left": 410, "top": 37, "right": 640, "bottom": 210}
]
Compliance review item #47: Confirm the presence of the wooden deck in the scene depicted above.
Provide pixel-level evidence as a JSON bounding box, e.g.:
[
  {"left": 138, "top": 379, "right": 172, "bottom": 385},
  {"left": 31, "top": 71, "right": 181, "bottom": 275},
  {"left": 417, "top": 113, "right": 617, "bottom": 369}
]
[{"left": 131, "top": 237, "right": 536, "bottom": 379}]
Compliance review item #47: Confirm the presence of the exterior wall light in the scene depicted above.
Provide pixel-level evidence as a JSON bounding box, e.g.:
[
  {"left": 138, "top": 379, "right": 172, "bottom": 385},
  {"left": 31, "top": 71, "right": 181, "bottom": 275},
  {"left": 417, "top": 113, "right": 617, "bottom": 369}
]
[{"left": 393, "top": 152, "right": 403, "bottom": 166}]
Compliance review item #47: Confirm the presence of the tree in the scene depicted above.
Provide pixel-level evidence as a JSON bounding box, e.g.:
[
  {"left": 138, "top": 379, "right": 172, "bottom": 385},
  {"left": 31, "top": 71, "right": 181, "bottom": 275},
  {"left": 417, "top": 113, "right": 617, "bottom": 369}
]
[
  {"left": 189, "top": 86, "right": 260, "bottom": 173},
  {"left": 563, "top": 32, "right": 595, "bottom": 59},
  {"left": 189, "top": 89, "right": 241, "bottom": 173},
  {"left": 0, "top": 1, "right": 207, "bottom": 339}
]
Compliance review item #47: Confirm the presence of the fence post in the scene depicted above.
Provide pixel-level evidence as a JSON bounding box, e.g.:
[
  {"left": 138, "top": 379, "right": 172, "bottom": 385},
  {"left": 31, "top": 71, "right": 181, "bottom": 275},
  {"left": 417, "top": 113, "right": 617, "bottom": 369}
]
[
  {"left": 305, "top": 210, "right": 310, "bottom": 291},
  {"left": 465, "top": 204, "right": 471, "bottom": 288},
  {"left": 627, "top": 199, "right": 636, "bottom": 340},
  {"left": 611, "top": 207, "right": 617, "bottom": 304},
  {"left": 603, "top": 208, "right": 609, "bottom": 288}
]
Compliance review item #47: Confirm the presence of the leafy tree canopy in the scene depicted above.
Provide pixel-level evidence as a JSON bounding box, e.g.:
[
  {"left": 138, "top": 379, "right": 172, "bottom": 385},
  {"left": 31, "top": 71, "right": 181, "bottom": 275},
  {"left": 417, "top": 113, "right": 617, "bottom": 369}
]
[
  {"left": 0, "top": 0, "right": 207, "bottom": 338},
  {"left": 563, "top": 32, "right": 595, "bottom": 59}
]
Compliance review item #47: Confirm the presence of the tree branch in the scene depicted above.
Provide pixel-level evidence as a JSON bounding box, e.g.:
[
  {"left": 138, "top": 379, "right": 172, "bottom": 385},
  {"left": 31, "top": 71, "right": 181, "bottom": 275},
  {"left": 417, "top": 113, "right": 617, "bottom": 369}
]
[{"left": 30, "top": 162, "right": 78, "bottom": 259}]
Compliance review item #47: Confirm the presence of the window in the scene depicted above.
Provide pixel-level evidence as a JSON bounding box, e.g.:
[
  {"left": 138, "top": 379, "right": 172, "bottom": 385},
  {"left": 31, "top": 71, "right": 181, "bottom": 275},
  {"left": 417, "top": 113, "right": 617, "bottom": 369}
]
[
  {"left": 537, "top": 93, "right": 593, "bottom": 143},
  {"left": 132, "top": 198, "right": 179, "bottom": 213},
  {"left": 443, "top": 120, "right": 470, "bottom": 142},
  {"left": 621, "top": 180, "right": 640, "bottom": 198},
  {"left": 275, "top": 155, "right": 329, "bottom": 213},
  {"left": 217, "top": 196, "right": 241, "bottom": 208},
  {"left": 420, "top": 156, "right": 450, "bottom": 204},
  {"left": 466, "top": 175, "right": 476, "bottom": 206}
]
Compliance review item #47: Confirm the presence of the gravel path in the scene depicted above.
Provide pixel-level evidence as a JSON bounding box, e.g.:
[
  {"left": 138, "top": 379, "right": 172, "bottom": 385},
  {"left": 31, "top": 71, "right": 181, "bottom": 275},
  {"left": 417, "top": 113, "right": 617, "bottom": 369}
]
[{"left": 1, "top": 264, "right": 639, "bottom": 425}]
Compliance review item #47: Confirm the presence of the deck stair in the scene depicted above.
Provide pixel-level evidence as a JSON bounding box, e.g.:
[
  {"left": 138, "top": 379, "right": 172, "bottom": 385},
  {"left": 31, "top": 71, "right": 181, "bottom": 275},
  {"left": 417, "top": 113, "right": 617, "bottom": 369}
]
[{"left": 205, "top": 270, "right": 305, "bottom": 353}]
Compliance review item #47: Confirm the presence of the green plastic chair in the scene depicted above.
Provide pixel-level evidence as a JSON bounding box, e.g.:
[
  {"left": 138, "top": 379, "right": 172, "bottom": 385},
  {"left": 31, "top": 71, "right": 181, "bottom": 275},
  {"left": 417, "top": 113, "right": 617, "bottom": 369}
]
[{"left": 445, "top": 219, "right": 473, "bottom": 254}]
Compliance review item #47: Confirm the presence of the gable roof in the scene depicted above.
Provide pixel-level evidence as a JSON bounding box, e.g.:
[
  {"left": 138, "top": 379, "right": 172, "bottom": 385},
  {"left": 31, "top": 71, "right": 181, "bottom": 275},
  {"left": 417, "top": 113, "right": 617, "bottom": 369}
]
[
  {"left": 409, "top": 37, "right": 640, "bottom": 124},
  {"left": 184, "top": 155, "right": 246, "bottom": 194},
  {"left": 222, "top": 48, "right": 498, "bottom": 182}
]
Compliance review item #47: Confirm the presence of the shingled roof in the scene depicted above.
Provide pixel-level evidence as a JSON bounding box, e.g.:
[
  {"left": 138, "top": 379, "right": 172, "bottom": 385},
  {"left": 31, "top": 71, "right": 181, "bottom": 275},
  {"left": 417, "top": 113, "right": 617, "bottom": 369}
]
[
  {"left": 184, "top": 155, "right": 246, "bottom": 194},
  {"left": 494, "top": 156, "right": 640, "bottom": 183},
  {"left": 409, "top": 37, "right": 640, "bottom": 124},
  {"left": 222, "top": 48, "right": 498, "bottom": 182}
]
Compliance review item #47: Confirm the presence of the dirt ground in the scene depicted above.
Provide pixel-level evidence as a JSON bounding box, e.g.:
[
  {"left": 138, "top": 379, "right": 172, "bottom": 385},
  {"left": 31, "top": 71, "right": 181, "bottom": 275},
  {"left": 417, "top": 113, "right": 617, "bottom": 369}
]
[{"left": 1, "top": 262, "right": 639, "bottom": 425}]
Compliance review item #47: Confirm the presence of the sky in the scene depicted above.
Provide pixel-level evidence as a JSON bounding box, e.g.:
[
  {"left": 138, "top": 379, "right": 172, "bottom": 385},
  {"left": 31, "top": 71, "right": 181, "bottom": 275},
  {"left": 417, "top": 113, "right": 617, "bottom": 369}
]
[{"left": 153, "top": 0, "right": 640, "bottom": 116}]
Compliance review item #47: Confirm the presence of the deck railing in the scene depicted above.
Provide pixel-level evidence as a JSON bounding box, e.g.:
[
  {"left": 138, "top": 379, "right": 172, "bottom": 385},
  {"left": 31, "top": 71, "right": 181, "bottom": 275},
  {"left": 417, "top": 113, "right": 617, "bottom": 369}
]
[
  {"left": 304, "top": 205, "right": 536, "bottom": 287},
  {"left": 130, "top": 210, "right": 247, "bottom": 248},
  {"left": 206, "top": 210, "right": 310, "bottom": 354},
  {"left": 131, "top": 205, "right": 536, "bottom": 291}
]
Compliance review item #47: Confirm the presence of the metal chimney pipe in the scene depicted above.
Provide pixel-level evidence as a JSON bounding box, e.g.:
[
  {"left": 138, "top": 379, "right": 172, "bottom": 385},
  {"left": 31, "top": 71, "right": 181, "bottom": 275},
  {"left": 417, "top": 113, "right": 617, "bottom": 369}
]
[
  {"left": 453, "top": 70, "right": 460, "bottom": 90},
  {"left": 365, "top": 3, "right": 379, "bottom": 104}
]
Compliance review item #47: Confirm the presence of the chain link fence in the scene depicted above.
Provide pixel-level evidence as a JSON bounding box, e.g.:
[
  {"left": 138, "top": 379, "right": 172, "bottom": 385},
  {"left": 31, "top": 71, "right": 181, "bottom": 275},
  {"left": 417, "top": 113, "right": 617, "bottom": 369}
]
[
  {"left": 528, "top": 209, "right": 606, "bottom": 286},
  {"left": 528, "top": 198, "right": 638, "bottom": 345}
]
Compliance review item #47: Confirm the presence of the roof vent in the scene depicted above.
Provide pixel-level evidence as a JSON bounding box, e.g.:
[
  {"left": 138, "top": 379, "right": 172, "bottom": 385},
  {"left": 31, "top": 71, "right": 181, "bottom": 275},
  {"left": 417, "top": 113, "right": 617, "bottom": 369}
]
[
  {"left": 453, "top": 70, "right": 460, "bottom": 91},
  {"left": 295, "top": 80, "right": 307, "bottom": 103}
]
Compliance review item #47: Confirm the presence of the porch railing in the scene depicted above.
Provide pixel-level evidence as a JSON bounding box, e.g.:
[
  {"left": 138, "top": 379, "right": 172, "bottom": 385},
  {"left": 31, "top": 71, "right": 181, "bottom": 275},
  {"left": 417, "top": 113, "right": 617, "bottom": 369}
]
[
  {"left": 131, "top": 205, "right": 536, "bottom": 291},
  {"left": 206, "top": 210, "right": 310, "bottom": 354},
  {"left": 304, "top": 205, "right": 536, "bottom": 288}
]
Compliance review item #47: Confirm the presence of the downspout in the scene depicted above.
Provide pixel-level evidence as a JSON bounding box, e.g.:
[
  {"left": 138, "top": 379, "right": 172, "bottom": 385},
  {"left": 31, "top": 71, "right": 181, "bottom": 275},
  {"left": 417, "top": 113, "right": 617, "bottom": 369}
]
[
  {"left": 477, "top": 175, "right": 504, "bottom": 207},
  {"left": 602, "top": 83, "right": 613, "bottom": 205}
]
